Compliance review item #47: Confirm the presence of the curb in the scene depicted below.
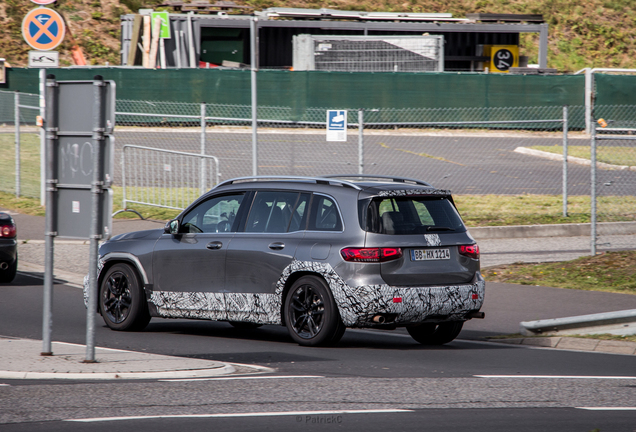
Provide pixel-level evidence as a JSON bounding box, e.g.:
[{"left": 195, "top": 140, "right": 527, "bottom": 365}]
[
  {"left": 0, "top": 365, "right": 237, "bottom": 380},
  {"left": 491, "top": 336, "right": 636, "bottom": 355},
  {"left": 514, "top": 146, "right": 636, "bottom": 171},
  {"left": 469, "top": 221, "right": 636, "bottom": 239}
]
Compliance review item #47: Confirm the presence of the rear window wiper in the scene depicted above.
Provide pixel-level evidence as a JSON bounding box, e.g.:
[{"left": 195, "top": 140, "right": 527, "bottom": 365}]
[{"left": 426, "top": 226, "right": 455, "bottom": 232}]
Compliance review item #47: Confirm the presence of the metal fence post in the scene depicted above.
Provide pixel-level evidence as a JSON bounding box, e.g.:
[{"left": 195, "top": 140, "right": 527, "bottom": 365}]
[
  {"left": 200, "top": 102, "right": 206, "bottom": 194},
  {"left": 590, "top": 119, "right": 597, "bottom": 256},
  {"left": 86, "top": 75, "right": 106, "bottom": 363},
  {"left": 358, "top": 109, "right": 364, "bottom": 174},
  {"left": 562, "top": 105, "right": 568, "bottom": 217},
  {"left": 250, "top": 17, "right": 259, "bottom": 176},
  {"left": 14, "top": 91, "right": 20, "bottom": 197}
]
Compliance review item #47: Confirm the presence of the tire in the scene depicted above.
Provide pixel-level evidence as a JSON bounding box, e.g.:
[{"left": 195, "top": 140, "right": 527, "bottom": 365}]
[
  {"left": 0, "top": 258, "right": 17, "bottom": 284},
  {"left": 228, "top": 321, "right": 262, "bottom": 329},
  {"left": 99, "top": 263, "right": 150, "bottom": 331},
  {"left": 407, "top": 321, "right": 464, "bottom": 345},
  {"left": 284, "top": 275, "right": 344, "bottom": 347}
]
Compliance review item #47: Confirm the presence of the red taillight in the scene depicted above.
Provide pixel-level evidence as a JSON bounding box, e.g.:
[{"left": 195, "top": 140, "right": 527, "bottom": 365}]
[
  {"left": 0, "top": 225, "right": 16, "bottom": 238},
  {"left": 459, "top": 244, "right": 479, "bottom": 259},
  {"left": 341, "top": 247, "right": 403, "bottom": 263}
]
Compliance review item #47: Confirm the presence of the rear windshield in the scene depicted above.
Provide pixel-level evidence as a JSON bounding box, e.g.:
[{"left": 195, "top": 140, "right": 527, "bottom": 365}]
[{"left": 361, "top": 196, "right": 466, "bottom": 235}]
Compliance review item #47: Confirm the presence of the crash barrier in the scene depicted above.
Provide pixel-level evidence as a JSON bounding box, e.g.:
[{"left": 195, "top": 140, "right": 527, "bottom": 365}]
[{"left": 119, "top": 144, "right": 220, "bottom": 213}]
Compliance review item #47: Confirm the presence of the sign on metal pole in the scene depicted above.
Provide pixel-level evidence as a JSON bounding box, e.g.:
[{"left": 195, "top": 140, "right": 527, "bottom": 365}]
[
  {"left": 41, "top": 76, "right": 115, "bottom": 361},
  {"left": 327, "top": 110, "right": 347, "bottom": 142},
  {"left": 151, "top": 11, "right": 171, "bottom": 39},
  {"left": 28, "top": 50, "right": 59, "bottom": 68},
  {"left": 22, "top": 7, "right": 66, "bottom": 51}
]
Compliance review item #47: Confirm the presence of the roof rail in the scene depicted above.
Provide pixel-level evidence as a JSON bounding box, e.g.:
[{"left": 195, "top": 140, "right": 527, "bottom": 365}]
[
  {"left": 215, "top": 175, "right": 363, "bottom": 190},
  {"left": 322, "top": 174, "right": 433, "bottom": 187}
]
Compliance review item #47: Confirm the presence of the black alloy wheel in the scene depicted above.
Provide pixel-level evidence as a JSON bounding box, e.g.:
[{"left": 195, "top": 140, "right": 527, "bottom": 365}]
[
  {"left": 285, "top": 275, "right": 344, "bottom": 347},
  {"left": 406, "top": 321, "right": 464, "bottom": 345},
  {"left": 99, "top": 263, "right": 150, "bottom": 331}
]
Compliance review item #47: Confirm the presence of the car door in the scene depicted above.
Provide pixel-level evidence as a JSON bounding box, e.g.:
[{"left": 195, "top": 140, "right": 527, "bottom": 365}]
[
  {"left": 225, "top": 190, "right": 310, "bottom": 297},
  {"left": 152, "top": 193, "right": 247, "bottom": 310}
]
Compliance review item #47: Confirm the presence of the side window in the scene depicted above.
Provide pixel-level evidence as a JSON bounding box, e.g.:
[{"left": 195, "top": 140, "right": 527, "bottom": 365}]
[
  {"left": 181, "top": 193, "right": 244, "bottom": 233},
  {"left": 246, "top": 191, "right": 306, "bottom": 233},
  {"left": 309, "top": 195, "right": 343, "bottom": 231}
]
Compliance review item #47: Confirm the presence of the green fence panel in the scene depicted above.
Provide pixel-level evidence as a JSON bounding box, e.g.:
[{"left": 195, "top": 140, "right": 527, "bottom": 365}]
[{"left": 1, "top": 68, "right": 585, "bottom": 110}]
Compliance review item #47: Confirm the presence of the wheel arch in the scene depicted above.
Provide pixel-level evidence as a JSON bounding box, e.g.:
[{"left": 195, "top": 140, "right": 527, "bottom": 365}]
[{"left": 279, "top": 270, "right": 343, "bottom": 327}]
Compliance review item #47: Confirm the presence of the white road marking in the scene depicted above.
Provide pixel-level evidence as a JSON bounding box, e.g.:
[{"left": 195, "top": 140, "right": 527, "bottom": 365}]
[
  {"left": 65, "top": 409, "right": 414, "bottom": 422},
  {"left": 160, "top": 374, "right": 324, "bottom": 382},
  {"left": 476, "top": 375, "right": 636, "bottom": 380},
  {"left": 576, "top": 407, "right": 636, "bottom": 411}
]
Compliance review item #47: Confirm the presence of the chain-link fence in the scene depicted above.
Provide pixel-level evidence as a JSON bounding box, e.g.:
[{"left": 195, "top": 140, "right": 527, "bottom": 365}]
[
  {"left": 3, "top": 88, "right": 635, "bottom": 256},
  {"left": 591, "top": 105, "right": 636, "bottom": 253},
  {"left": 0, "top": 90, "right": 41, "bottom": 198}
]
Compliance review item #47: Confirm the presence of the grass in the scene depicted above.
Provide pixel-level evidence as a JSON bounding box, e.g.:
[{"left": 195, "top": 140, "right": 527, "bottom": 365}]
[
  {"left": 530, "top": 145, "right": 636, "bottom": 166},
  {"left": 0, "top": 133, "right": 41, "bottom": 199},
  {"left": 454, "top": 194, "right": 636, "bottom": 226},
  {"left": 484, "top": 250, "right": 636, "bottom": 295}
]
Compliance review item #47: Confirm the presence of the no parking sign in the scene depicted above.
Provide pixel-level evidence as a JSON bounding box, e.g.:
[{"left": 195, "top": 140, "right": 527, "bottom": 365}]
[{"left": 22, "top": 7, "right": 66, "bottom": 51}]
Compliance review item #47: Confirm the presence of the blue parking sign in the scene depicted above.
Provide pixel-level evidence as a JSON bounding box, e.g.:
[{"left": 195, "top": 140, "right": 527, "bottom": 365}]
[{"left": 327, "top": 110, "right": 347, "bottom": 142}]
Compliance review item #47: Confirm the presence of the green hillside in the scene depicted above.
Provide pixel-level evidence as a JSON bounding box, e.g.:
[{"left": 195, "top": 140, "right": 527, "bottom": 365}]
[{"left": 1, "top": 0, "right": 634, "bottom": 71}]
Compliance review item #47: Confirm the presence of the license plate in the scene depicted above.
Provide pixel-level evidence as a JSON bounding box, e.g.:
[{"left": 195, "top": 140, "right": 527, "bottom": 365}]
[{"left": 410, "top": 248, "right": 450, "bottom": 261}]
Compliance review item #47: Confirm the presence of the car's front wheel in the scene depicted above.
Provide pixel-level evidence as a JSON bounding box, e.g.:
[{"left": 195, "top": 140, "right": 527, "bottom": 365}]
[
  {"left": 99, "top": 263, "right": 150, "bottom": 331},
  {"left": 407, "top": 321, "right": 463, "bottom": 345},
  {"left": 285, "top": 275, "right": 344, "bottom": 347}
]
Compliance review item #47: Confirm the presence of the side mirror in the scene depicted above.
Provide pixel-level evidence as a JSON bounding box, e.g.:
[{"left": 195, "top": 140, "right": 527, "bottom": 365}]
[{"left": 165, "top": 219, "right": 180, "bottom": 235}]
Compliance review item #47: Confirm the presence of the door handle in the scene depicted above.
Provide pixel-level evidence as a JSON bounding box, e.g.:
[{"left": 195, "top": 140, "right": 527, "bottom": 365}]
[
  {"left": 268, "top": 242, "right": 285, "bottom": 250},
  {"left": 206, "top": 241, "right": 223, "bottom": 250}
]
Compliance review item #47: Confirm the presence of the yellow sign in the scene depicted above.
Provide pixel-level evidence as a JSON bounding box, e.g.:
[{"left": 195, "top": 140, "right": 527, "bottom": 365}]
[{"left": 487, "top": 45, "right": 519, "bottom": 73}]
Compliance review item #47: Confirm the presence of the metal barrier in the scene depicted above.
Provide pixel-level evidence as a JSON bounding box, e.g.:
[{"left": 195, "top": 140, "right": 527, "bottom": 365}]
[
  {"left": 590, "top": 120, "right": 636, "bottom": 255},
  {"left": 119, "top": 144, "right": 220, "bottom": 213}
]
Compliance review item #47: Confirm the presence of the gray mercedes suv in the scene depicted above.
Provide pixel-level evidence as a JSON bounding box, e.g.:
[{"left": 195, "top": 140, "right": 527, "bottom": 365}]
[{"left": 85, "top": 175, "right": 485, "bottom": 346}]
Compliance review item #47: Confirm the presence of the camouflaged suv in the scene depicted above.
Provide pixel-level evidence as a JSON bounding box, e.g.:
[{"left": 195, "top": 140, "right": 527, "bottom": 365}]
[{"left": 86, "top": 175, "right": 485, "bottom": 346}]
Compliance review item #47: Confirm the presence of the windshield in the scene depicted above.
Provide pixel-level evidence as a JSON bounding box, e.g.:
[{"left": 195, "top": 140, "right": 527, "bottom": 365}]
[{"left": 361, "top": 196, "right": 466, "bottom": 235}]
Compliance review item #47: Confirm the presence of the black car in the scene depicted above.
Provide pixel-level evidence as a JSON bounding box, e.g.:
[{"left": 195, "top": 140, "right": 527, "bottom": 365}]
[
  {"left": 85, "top": 175, "right": 485, "bottom": 346},
  {"left": 0, "top": 212, "right": 18, "bottom": 283}
]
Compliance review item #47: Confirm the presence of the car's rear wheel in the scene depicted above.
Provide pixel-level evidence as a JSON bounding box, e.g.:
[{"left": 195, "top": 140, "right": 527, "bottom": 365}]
[
  {"left": 285, "top": 275, "right": 344, "bottom": 347},
  {"left": 99, "top": 263, "right": 150, "bottom": 331},
  {"left": 407, "top": 321, "right": 463, "bottom": 345},
  {"left": 0, "top": 258, "right": 17, "bottom": 283}
]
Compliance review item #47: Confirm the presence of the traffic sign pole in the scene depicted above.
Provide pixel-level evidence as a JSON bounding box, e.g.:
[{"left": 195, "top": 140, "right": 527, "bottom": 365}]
[{"left": 85, "top": 75, "right": 106, "bottom": 363}]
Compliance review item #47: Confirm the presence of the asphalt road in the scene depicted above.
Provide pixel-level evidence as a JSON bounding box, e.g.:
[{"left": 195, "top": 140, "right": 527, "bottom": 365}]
[
  {"left": 1, "top": 274, "right": 636, "bottom": 430},
  {"left": 113, "top": 130, "right": 619, "bottom": 195}
]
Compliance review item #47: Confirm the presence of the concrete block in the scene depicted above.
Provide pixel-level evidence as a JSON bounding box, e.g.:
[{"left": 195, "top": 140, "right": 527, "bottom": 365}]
[
  {"left": 522, "top": 337, "right": 560, "bottom": 347},
  {"left": 554, "top": 337, "right": 600, "bottom": 351},
  {"left": 595, "top": 340, "right": 636, "bottom": 355}
]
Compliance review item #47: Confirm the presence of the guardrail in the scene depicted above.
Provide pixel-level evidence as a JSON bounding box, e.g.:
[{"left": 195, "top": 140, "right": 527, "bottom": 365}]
[
  {"left": 520, "top": 309, "right": 636, "bottom": 336},
  {"left": 119, "top": 144, "right": 220, "bottom": 214}
]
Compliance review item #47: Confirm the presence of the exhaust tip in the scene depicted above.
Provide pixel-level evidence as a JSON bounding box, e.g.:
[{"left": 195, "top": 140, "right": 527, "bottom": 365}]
[
  {"left": 372, "top": 315, "right": 386, "bottom": 324},
  {"left": 0, "top": 262, "right": 8, "bottom": 270},
  {"left": 466, "top": 311, "right": 485, "bottom": 319}
]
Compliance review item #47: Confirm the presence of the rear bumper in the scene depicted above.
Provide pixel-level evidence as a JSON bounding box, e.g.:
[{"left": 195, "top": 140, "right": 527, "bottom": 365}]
[
  {"left": 334, "top": 273, "right": 486, "bottom": 328},
  {"left": 0, "top": 240, "right": 18, "bottom": 265}
]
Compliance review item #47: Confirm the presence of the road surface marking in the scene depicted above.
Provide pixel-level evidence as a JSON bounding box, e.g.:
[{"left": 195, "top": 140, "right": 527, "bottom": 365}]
[
  {"left": 576, "top": 407, "right": 636, "bottom": 411},
  {"left": 160, "top": 375, "right": 324, "bottom": 382},
  {"left": 65, "top": 409, "right": 414, "bottom": 422},
  {"left": 476, "top": 375, "right": 636, "bottom": 379}
]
